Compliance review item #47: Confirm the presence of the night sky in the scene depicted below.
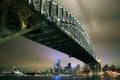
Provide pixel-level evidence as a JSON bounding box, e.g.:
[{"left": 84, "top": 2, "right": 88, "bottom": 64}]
[{"left": 0, "top": 0, "right": 120, "bottom": 71}]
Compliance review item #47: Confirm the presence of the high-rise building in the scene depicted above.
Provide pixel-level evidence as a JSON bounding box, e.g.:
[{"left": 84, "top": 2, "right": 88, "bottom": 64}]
[{"left": 54, "top": 60, "right": 61, "bottom": 73}]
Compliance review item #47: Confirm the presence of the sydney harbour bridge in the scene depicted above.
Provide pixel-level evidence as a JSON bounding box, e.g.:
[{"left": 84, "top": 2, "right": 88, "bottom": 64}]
[{"left": 0, "top": 0, "right": 99, "bottom": 70}]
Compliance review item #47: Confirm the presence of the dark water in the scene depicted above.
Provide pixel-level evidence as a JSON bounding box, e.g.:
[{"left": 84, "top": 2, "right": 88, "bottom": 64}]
[
  {"left": 0, "top": 75, "right": 120, "bottom": 80},
  {"left": 0, "top": 76, "right": 88, "bottom": 80}
]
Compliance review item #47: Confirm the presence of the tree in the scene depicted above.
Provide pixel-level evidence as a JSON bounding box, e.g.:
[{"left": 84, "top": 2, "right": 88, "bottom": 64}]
[
  {"left": 103, "top": 64, "right": 109, "bottom": 72},
  {"left": 109, "top": 65, "right": 116, "bottom": 71}
]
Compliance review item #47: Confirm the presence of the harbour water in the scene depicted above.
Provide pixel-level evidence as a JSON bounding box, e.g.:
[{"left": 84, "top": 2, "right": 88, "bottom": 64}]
[{"left": 0, "top": 75, "right": 120, "bottom": 80}]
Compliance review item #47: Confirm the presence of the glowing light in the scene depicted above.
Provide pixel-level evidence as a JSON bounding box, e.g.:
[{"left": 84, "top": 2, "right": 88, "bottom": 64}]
[
  {"left": 97, "top": 57, "right": 101, "bottom": 63},
  {"left": 54, "top": 75, "right": 60, "bottom": 80},
  {"left": 22, "top": 19, "right": 27, "bottom": 28}
]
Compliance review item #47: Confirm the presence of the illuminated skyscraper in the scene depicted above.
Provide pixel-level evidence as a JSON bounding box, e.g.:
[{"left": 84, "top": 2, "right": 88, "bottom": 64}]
[{"left": 54, "top": 60, "right": 61, "bottom": 73}]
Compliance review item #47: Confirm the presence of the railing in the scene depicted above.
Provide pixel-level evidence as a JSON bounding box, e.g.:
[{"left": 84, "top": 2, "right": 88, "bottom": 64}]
[{"left": 25, "top": 0, "right": 96, "bottom": 59}]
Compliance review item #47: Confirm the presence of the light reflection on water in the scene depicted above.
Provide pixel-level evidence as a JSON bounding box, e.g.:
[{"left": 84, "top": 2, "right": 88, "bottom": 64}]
[
  {"left": 54, "top": 75, "right": 70, "bottom": 80},
  {"left": 0, "top": 75, "right": 120, "bottom": 80},
  {"left": 54, "top": 75, "right": 60, "bottom": 80},
  {"left": 53, "top": 75, "right": 120, "bottom": 80}
]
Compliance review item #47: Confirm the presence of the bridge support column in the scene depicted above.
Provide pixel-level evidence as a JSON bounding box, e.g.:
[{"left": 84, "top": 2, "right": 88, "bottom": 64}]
[
  {"left": 56, "top": 5, "right": 59, "bottom": 22},
  {"left": 0, "top": 3, "right": 8, "bottom": 38},
  {"left": 40, "top": 0, "right": 43, "bottom": 14},
  {"left": 48, "top": 0, "right": 53, "bottom": 21}
]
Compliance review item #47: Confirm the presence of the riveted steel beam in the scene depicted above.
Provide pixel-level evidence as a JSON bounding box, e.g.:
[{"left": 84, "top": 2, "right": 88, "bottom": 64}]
[
  {"left": 35, "top": 35, "right": 60, "bottom": 42},
  {"left": 49, "top": 42, "right": 71, "bottom": 48},
  {"left": 25, "top": 29, "right": 55, "bottom": 38},
  {"left": 12, "top": 0, "right": 33, "bottom": 29},
  {"left": 0, "top": 21, "right": 47, "bottom": 44},
  {"left": 43, "top": 39, "right": 68, "bottom": 45}
]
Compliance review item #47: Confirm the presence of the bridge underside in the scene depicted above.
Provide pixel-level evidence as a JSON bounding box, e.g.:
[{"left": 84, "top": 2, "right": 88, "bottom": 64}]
[
  {"left": 24, "top": 24, "right": 97, "bottom": 64},
  {"left": 0, "top": 0, "right": 98, "bottom": 65}
]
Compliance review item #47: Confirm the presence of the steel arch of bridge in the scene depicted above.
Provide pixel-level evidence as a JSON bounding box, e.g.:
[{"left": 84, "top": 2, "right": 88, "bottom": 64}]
[
  {"left": 0, "top": 0, "right": 98, "bottom": 65},
  {"left": 29, "top": 0, "right": 96, "bottom": 59}
]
